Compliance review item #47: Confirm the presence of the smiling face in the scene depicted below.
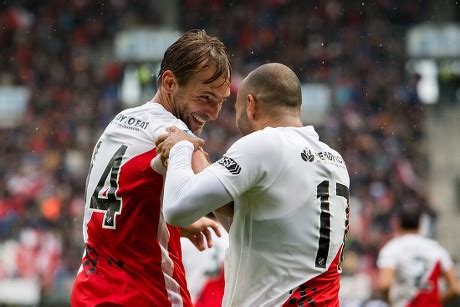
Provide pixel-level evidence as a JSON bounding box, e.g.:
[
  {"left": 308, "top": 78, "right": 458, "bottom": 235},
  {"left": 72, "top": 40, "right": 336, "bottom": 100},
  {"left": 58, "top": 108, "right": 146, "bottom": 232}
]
[{"left": 173, "top": 66, "right": 231, "bottom": 134}]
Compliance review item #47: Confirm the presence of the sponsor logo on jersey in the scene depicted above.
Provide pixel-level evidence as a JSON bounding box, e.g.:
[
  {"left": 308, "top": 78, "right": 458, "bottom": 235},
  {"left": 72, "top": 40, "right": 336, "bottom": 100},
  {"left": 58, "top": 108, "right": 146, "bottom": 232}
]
[
  {"left": 217, "top": 156, "right": 241, "bottom": 175},
  {"left": 113, "top": 113, "right": 150, "bottom": 130},
  {"left": 317, "top": 151, "right": 344, "bottom": 164},
  {"left": 301, "top": 148, "right": 315, "bottom": 162}
]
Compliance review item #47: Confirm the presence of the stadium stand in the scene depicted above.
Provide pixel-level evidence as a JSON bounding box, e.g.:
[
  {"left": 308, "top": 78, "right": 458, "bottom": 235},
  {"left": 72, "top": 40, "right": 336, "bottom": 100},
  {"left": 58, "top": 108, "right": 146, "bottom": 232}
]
[{"left": 0, "top": 0, "right": 457, "bottom": 305}]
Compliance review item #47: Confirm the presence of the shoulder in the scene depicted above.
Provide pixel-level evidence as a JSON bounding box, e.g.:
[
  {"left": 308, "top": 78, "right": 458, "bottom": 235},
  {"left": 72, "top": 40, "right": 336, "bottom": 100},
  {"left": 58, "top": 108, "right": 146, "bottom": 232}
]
[
  {"left": 229, "top": 127, "right": 282, "bottom": 154},
  {"left": 379, "top": 237, "right": 404, "bottom": 257},
  {"left": 427, "top": 238, "right": 451, "bottom": 257},
  {"left": 377, "top": 237, "right": 402, "bottom": 268},
  {"left": 144, "top": 103, "right": 188, "bottom": 130},
  {"left": 125, "top": 102, "right": 191, "bottom": 139},
  {"left": 107, "top": 103, "right": 191, "bottom": 143}
]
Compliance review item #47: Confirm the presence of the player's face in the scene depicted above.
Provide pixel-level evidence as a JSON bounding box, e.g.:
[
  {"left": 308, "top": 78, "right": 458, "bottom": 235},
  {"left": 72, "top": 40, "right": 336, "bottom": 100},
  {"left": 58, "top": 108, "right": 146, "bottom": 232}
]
[
  {"left": 235, "top": 88, "right": 254, "bottom": 136},
  {"left": 173, "top": 67, "right": 230, "bottom": 135}
]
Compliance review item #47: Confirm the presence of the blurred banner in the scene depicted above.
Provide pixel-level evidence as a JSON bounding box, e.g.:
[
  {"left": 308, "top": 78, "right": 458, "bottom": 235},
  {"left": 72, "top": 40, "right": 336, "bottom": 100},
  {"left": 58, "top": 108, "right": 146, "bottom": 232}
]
[
  {"left": 0, "top": 86, "right": 29, "bottom": 128},
  {"left": 406, "top": 59, "right": 440, "bottom": 104},
  {"left": 115, "top": 28, "right": 181, "bottom": 62},
  {"left": 408, "top": 24, "right": 460, "bottom": 58},
  {"left": 300, "top": 83, "right": 331, "bottom": 125}
]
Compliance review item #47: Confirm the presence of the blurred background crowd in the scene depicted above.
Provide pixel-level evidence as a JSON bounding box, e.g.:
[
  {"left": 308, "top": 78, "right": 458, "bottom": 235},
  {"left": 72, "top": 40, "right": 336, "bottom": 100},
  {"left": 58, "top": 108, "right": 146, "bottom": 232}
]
[{"left": 0, "top": 0, "right": 459, "bottom": 305}]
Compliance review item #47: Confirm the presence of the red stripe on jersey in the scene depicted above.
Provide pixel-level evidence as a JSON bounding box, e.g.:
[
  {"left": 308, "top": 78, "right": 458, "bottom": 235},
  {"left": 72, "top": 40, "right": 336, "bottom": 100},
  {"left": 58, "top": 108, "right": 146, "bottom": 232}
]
[
  {"left": 194, "top": 265, "right": 225, "bottom": 307},
  {"left": 408, "top": 260, "right": 442, "bottom": 307},
  {"left": 76, "top": 148, "right": 192, "bottom": 306},
  {"left": 283, "top": 247, "right": 342, "bottom": 307}
]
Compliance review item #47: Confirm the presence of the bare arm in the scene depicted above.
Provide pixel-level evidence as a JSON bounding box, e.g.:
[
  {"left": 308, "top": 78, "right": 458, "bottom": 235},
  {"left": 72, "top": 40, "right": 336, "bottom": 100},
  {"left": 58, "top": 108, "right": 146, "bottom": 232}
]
[
  {"left": 191, "top": 148, "right": 210, "bottom": 172},
  {"left": 377, "top": 267, "right": 395, "bottom": 303},
  {"left": 212, "top": 203, "right": 234, "bottom": 233},
  {"left": 442, "top": 268, "right": 460, "bottom": 303}
]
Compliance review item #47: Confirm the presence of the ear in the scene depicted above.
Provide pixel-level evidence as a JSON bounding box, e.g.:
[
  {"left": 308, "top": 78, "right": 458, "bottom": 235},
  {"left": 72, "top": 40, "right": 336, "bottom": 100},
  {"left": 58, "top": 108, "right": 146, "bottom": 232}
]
[
  {"left": 161, "top": 70, "right": 178, "bottom": 93},
  {"left": 247, "top": 94, "right": 258, "bottom": 120}
]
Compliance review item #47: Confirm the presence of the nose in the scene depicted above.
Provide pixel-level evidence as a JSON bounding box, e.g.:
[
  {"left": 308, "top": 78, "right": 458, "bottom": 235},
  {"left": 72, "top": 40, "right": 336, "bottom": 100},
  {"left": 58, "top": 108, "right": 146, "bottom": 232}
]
[{"left": 206, "top": 102, "right": 221, "bottom": 121}]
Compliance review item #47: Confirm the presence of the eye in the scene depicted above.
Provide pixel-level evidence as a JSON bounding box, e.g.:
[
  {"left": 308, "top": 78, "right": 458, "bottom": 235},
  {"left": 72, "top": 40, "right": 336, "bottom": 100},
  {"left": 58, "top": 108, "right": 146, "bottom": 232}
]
[{"left": 200, "top": 95, "right": 212, "bottom": 101}]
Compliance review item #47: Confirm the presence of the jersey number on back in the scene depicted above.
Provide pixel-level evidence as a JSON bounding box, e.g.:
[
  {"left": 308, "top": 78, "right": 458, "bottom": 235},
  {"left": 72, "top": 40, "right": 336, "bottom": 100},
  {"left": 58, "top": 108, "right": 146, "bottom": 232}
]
[
  {"left": 89, "top": 145, "right": 127, "bottom": 229},
  {"left": 315, "top": 180, "right": 350, "bottom": 269}
]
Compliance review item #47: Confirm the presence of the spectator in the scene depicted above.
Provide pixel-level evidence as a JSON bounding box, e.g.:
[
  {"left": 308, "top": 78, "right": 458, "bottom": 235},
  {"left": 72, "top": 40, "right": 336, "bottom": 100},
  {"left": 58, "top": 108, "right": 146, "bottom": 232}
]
[{"left": 0, "top": 1, "right": 438, "bottom": 304}]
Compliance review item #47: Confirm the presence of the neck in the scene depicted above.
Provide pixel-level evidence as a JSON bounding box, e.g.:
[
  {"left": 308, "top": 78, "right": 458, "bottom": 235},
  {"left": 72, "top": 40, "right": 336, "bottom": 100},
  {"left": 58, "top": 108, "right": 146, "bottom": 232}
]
[
  {"left": 255, "top": 114, "right": 303, "bottom": 131},
  {"left": 151, "top": 89, "right": 176, "bottom": 116},
  {"left": 398, "top": 229, "right": 419, "bottom": 235}
]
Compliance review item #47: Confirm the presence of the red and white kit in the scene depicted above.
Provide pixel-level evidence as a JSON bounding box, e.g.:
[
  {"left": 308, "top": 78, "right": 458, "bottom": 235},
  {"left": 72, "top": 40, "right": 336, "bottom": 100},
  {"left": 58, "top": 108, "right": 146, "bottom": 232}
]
[
  {"left": 181, "top": 231, "right": 228, "bottom": 307},
  {"left": 71, "top": 102, "right": 193, "bottom": 306},
  {"left": 378, "top": 233, "right": 454, "bottom": 307}
]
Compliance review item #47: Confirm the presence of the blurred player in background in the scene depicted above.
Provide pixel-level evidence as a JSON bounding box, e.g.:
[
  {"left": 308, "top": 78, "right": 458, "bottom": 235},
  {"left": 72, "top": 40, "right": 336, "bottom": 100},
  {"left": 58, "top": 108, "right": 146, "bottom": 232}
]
[
  {"left": 181, "top": 215, "right": 229, "bottom": 307},
  {"left": 70, "top": 30, "right": 231, "bottom": 306},
  {"left": 377, "top": 204, "right": 460, "bottom": 306},
  {"left": 157, "top": 63, "right": 351, "bottom": 306}
]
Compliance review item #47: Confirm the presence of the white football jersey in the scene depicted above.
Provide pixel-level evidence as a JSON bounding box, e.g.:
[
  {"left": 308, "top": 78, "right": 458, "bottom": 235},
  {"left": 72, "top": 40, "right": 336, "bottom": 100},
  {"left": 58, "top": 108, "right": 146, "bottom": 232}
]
[
  {"left": 377, "top": 233, "right": 454, "bottom": 307},
  {"left": 207, "top": 126, "right": 350, "bottom": 306}
]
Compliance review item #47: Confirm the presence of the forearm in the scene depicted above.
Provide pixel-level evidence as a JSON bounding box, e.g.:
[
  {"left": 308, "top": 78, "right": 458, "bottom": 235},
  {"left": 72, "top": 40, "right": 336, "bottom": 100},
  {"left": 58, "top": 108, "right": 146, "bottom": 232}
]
[
  {"left": 214, "top": 202, "right": 234, "bottom": 232},
  {"left": 192, "top": 148, "right": 210, "bottom": 173},
  {"left": 376, "top": 267, "right": 394, "bottom": 303},
  {"left": 164, "top": 141, "right": 233, "bottom": 227},
  {"left": 442, "top": 269, "right": 460, "bottom": 303}
]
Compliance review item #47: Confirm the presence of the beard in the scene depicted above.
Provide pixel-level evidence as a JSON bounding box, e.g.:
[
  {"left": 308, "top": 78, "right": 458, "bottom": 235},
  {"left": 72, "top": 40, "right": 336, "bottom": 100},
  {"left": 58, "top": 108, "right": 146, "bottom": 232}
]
[
  {"left": 172, "top": 91, "right": 204, "bottom": 135},
  {"left": 237, "top": 109, "right": 253, "bottom": 136}
]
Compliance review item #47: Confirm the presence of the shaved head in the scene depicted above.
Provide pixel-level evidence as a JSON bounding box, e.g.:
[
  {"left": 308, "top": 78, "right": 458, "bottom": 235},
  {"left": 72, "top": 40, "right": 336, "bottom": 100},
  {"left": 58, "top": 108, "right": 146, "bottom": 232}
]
[{"left": 239, "top": 63, "right": 302, "bottom": 115}]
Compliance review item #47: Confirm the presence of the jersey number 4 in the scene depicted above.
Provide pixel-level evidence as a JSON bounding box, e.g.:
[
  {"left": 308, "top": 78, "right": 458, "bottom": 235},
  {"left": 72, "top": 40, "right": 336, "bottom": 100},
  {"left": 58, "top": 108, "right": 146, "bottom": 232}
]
[
  {"left": 315, "top": 180, "right": 350, "bottom": 269},
  {"left": 89, "top": 145, "right": 127, "bottom": 229}
]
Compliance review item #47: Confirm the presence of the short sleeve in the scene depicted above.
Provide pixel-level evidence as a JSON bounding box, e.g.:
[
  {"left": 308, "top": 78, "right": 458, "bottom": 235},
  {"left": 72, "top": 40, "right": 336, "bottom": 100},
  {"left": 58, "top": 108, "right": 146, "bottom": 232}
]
[
  {"left": 377, "top": 242, "right": 398, "bottom": 269},
  {"left": 438, "top": 245, "right": 454, "bottom": 272},
  {"left": 149, "top": 118, "right": 194, "bottom": 141},
  {"left": 141, "top": 104, "right": 194, "bottom": 141},
  {"left": 207, "top": 129, "right": 283, "bottom": 200}
]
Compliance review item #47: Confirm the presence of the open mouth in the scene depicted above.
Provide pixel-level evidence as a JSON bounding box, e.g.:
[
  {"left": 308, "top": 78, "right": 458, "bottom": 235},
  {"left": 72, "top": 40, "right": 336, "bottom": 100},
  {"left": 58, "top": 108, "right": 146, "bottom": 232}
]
[{"left": 191, "top": 114, "right": 206, "bottom": 126}]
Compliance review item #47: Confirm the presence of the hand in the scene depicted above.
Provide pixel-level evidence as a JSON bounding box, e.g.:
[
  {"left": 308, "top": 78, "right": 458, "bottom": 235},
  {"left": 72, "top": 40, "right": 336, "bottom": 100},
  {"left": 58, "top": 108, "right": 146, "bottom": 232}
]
[
  {"left": 181, "top": 216, "right": 222, "bottom": 251},
  {"left": 156, "top": 126, "right": 205, "bottom": 167}
]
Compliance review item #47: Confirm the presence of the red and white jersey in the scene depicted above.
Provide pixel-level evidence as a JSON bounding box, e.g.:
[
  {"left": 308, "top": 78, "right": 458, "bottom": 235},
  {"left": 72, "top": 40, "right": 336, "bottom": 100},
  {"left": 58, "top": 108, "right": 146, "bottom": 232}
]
[
  {"left": 377, "top": 233, "right": 454, "bottom": 307},
  {"left": 80, "top": 102, "right": 192, "bottom": 306},
  {"left": 181, "top": 230, "right": 228, "bottom": 306},
  {"left": 207, "top": 126, "right": 350, "bottom": 306}
]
